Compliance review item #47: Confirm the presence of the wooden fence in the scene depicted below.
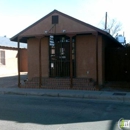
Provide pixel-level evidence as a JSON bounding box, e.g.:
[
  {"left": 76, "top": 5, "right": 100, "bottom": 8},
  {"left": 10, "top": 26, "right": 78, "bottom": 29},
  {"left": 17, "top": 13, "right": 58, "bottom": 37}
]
[{"left": 105, "top": 47, "right": 130, "bottom": 81}]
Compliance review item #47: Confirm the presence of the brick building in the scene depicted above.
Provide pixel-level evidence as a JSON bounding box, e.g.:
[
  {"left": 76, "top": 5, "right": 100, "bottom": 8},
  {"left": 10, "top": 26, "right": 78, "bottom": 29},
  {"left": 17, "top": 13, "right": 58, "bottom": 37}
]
[{"left": 11, "top": 10, "right": 122, "bottom": 90}]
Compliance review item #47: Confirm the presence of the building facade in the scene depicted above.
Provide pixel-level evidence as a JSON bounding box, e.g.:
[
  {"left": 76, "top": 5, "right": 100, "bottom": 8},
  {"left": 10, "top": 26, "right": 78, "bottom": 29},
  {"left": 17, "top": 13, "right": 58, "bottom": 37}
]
[{"left": 11, "top": 10, "right": 122, "bottom": 90}]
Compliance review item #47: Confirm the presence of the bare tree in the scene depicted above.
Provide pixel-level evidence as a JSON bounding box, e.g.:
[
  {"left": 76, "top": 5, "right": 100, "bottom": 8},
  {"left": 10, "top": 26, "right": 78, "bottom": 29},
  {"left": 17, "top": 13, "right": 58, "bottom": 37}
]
[
  {"left": 107, "top": 19, "right": 122, "bottom": 37},
  {"left": 100, "top": 18, "right": 122, "bottom": 37}
]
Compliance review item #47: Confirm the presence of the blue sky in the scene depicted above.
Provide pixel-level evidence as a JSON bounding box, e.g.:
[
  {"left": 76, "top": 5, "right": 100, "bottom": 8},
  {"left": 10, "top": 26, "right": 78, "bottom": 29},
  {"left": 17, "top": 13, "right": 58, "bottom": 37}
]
[{"left": 0, "top": 0, "right": 130, "bottom": 42}]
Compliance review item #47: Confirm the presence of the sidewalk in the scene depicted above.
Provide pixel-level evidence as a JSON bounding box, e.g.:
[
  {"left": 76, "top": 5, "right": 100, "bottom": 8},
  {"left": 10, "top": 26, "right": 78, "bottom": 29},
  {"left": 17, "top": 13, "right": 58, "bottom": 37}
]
[
  {"left": 0, "top": 87, "right": 130, "bottom": 103},
  {"left": 0, "top": 74, "right": 130, "bottom": 102}
]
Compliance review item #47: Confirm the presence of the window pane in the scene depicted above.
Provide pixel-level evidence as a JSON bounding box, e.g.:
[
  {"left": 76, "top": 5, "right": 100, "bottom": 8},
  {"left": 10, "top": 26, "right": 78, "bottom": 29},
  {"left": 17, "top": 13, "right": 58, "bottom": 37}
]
[{"left": 0, "top": 51, "right": 5, "bottom": 65}]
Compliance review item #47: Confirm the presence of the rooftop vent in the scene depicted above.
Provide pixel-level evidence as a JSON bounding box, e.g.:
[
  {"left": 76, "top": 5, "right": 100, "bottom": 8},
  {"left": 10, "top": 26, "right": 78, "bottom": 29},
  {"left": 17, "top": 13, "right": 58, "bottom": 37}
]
[{"left": 52, "top": 15, "right": 59, "bottom": 24}]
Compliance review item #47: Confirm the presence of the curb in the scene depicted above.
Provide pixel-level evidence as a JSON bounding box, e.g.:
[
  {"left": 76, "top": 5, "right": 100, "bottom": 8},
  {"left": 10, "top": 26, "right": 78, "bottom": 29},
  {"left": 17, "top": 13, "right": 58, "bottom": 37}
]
[{"left": 1, "top": 90, "right": 130, "bottom": 103}]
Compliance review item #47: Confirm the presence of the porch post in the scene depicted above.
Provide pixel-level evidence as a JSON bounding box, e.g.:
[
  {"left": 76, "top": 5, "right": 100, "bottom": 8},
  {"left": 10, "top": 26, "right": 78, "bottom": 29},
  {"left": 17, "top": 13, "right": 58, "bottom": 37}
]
[
  {"left": 67, "top": 34, "right": 76, "bottom": 89},
  {"left": 17, "top": 38, "right": 21, "bottom": 87},
  {"left": 38, "top": 37, "right": 42, "bottom": 88},
  {"left": 95, "top": 32, "right": 99, "bottom": 89},
  {"left": 70, "top": 36, "right": 73, "bottom": 88}
]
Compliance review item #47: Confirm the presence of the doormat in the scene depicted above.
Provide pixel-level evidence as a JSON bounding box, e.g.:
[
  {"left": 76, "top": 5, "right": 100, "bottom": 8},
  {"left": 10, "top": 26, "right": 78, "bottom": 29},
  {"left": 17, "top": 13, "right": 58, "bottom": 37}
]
[{"left": 113, "top": 93, "right": 126, "bottom": 96}]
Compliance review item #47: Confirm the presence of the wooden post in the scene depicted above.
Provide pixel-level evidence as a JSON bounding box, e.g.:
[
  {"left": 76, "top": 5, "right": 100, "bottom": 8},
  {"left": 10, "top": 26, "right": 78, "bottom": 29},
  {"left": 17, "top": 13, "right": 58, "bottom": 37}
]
[
  {"left": 95, "top": 33, "right": 99, "bottom": 89},
  {"left": 38, "top": 37, "right": 42, "bottom": 88},
  {"left": 66, "top": 34, "right": 76, "bottom": 89},
  {"left": 70, "top": 36, "right": 73, "bottom": 88},
  {"left": 18, "top": 38, "right": 21, "bottom": 87}
]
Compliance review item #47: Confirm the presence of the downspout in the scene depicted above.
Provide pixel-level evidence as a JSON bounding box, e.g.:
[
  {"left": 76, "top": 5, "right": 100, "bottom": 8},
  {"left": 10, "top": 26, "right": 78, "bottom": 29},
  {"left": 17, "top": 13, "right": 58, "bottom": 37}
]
[
  {"left": 70, "top": 36, "right": 73, "bottom": 88},
  {"left": 38, "top": 37, "right": 42, "bottom": 88},
  {"left": 18, "top": 37, "right": 21, "bottom": 87}
]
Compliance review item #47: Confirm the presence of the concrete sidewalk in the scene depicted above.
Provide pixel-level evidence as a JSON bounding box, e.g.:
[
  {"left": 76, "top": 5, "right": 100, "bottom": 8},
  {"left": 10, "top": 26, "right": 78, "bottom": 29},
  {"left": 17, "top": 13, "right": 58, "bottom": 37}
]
[
  {"left": 0, "top": 87, "right": 130, "bottom": 103},
  {"left": 0, "top": 74, "right": 129, "bottom": 103}
]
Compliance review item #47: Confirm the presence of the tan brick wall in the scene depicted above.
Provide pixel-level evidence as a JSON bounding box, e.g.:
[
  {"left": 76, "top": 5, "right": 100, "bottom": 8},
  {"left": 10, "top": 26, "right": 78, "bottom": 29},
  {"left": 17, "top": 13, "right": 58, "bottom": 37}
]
[
  {"left": 27, "top": 37, "right": 49, "bottom": 80},
  {"left": 76, "top": 35, "right": 96, "bottom": 79},
  {"left": 41, "top": 37, "right": 49, "bottom": 77},
  {"left": 20, "top": 49, "right": 28, "bottom": 72},
  {"left": 76, "top": 35, "right": 104, "bottom": 85},
  {"left": 27, "top": 38, "right": 39, "bottom": 80}
]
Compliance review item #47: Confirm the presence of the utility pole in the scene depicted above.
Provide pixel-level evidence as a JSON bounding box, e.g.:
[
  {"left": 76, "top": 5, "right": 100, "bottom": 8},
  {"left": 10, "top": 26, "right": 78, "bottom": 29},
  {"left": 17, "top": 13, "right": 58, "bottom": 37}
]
[{"left": 105, "top": 12, "right": 107, "bottom": 29}]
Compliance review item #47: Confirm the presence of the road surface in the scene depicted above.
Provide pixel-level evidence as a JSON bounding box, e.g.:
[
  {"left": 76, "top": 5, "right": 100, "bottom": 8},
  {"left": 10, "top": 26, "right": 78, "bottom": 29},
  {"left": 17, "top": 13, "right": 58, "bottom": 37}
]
[{"left": 0, "top": 94, "right": 129, "bottom": 130}]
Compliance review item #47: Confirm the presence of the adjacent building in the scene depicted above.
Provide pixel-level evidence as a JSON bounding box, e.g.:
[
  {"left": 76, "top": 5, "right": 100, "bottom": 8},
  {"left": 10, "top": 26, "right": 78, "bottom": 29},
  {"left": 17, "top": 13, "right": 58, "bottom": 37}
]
[{"left": 0, "top": 36, "right": 27, "bottom": 76}]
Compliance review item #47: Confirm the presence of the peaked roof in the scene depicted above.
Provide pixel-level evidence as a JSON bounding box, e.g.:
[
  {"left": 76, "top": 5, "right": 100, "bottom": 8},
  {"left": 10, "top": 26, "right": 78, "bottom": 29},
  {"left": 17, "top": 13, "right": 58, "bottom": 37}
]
[
  {"left": 0, "top": 36, "right": 27, "bottom": 48},
  {"left": 10, "top": 9, "right": 121, "bottom": 46}
]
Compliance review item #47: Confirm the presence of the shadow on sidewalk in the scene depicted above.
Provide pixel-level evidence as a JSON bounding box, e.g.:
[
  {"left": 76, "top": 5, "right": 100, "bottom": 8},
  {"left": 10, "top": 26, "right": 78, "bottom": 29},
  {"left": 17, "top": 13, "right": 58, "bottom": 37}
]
[{"left": 0, "top": 73, "right": 27, "bottom": 88}]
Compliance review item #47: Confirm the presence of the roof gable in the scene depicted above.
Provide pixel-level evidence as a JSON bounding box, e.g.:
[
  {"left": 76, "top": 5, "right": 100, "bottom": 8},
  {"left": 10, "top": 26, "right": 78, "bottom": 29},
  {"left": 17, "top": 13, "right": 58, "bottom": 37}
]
[
  {"left": 10, "top": 10, "right": 122, "bottom": 47},
  {"left": 11, "top": 10, "right": 99, "bottom": 41},
  {"left": 19, "top": 11, "right": 96, "bottom": 37}
]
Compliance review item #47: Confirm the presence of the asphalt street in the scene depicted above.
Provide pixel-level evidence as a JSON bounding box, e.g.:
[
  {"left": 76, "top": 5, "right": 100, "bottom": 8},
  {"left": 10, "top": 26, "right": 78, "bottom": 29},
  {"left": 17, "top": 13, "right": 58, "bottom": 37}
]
[{"left": 0, "top": 94, "right": 129, "bottom": 130}]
